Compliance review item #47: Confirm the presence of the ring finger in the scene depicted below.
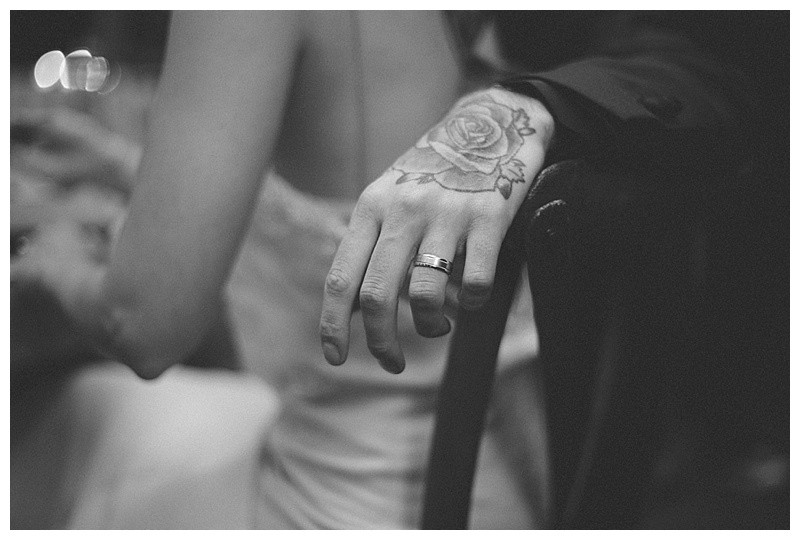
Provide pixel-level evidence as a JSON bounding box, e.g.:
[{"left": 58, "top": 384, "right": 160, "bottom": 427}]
[
  {"left": 408, "top": 234, "right": 459, "bottom": 339},
  {"left": 360, "top": 231, "right": 419, "bottom": 374}
]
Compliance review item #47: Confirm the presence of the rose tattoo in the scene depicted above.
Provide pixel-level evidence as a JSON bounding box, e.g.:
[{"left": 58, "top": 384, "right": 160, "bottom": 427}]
[{"left": 393, "top": 95, "right": 536, "bottom": 199}]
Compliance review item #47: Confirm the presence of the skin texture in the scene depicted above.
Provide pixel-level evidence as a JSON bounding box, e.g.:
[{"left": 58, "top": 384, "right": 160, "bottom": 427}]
[
  {"left": 393, "top": 94, "right": 536, "bottom": 199},
  {"left": 12, "top": 12, "right": 303, "bottom": 378},
  {"left": 10, "top": 11, "right": 468, "bottom": 380},
  {"left": 320, "top": 87, "right": 554, "bottom": 374},
  {"left": 11, "top": 12, "right": 552, "bottom": 380}
]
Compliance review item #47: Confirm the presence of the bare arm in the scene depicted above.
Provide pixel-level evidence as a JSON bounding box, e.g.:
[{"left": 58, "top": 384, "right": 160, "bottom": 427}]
[{"left": 16, "top": 12, "right": 302, "bottom": 378}]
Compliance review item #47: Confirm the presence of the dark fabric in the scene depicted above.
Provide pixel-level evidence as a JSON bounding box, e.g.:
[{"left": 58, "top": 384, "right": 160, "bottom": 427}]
[
  {"left": 494, "top": 12, "right": 754, "bottom": 170},
  {"left": 496, "top": 11, "right": 788, "bottom": 528},
  {"left": 524, "top": 158, "right": 703, "bottom": 528},
  {"left": 498, "top": 9, "right": 790, "bottom": 465},
  {"left": 426, "top": 11, "right": 787, "bottom": 530}
]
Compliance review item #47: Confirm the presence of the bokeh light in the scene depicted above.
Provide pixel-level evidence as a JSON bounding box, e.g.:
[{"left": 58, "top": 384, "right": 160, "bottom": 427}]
[
  {"left": 33, "top": 50, "right": 65, "bottom": 88},
  {"left": 95, "top": 58, "right": 121, "bottom": 94},
  {"left": 60, "top": 49, "right": 92, "bottom": 89},
  {"left": 33, "top": 48, "right": 120, "bottom": 94}
]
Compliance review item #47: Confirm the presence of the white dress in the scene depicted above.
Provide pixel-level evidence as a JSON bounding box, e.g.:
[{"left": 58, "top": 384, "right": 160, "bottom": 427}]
[
  {"left": 225, "top": 173, "right": 540, "bottom": 529},
  {"left": 11, "top": 12, "right": 542, "bottom": 530},
  {"left": 45, "top": 12, "right": 541, "bottom": 530}
]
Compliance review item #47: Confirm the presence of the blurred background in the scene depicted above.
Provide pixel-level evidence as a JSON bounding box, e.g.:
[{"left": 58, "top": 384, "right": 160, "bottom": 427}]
[
  {"left": 10, "top": 11, "right": 258, "bottom": 529},
  {"left": 9, "top": 10, "right": 789, "bottom": 529}
]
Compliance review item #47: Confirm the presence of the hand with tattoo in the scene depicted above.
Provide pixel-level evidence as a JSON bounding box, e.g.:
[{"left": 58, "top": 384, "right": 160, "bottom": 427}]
[
  {"left": 393, "top": 93, "right": 537, "bottom": 199},
  {"left": 320, "top": 87, "right": 554, "bottom": 374}
]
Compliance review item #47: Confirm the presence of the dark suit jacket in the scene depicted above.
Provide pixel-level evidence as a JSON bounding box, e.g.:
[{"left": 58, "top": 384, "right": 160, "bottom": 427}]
[
  {"left": 491, "top": 8, "right": 788, "bottom": 459},
  {"left": 485, "top": 11, "right": 785, "bottom": 528},
  {"left": 491, "top": 12, "right": 754, "bottom": 172}
]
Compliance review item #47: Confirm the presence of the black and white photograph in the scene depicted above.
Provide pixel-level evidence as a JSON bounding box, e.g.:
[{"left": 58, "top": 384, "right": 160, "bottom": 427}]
[{"left": 8, "top": 8, "right": 790, "bottom": 530}]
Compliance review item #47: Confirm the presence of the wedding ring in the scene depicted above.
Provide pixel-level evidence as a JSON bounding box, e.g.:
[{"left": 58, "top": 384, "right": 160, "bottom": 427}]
[{"left": 413, "top": 253, "right": 453, "bottom": 276}]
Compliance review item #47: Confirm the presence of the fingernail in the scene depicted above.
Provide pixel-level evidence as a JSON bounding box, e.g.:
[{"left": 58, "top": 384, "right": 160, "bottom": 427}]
[
  {"left": 322, "top": 342, "right": 342, "bottom": 365},
  {"left": 379, "top": 356, "right": 405, "bottom": 375},
  {"left": 439, "top": 318, "right": 452, "bottom": 336},
  {"left": 420, "top": 319, "right": 451, "bottom": 338}
]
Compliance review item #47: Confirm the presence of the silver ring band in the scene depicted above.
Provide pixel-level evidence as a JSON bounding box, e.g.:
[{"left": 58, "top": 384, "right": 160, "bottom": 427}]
[{"left": 413, "top": 253, "right": 453, "bottom": 276}]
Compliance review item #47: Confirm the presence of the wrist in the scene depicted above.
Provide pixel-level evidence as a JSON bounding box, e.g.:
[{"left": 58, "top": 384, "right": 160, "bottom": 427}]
[{"left": 482, "top": 86, "right": 555, "bottom": 153}]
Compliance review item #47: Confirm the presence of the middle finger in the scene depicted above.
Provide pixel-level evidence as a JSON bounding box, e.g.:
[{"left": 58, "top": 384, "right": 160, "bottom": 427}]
[{"left": 359, "top": 229, "right": 419, "bottom": 374}]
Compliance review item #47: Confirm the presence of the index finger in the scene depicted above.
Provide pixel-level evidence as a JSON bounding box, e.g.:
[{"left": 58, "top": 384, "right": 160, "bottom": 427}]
[{"left": 320, "top": 207, "right": 379, "bottom": 366}]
